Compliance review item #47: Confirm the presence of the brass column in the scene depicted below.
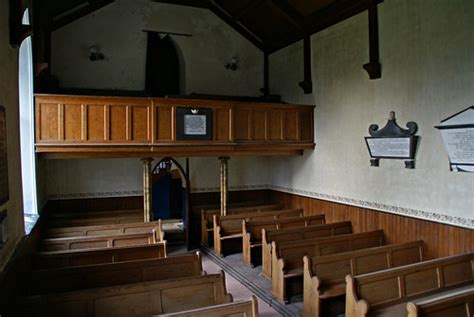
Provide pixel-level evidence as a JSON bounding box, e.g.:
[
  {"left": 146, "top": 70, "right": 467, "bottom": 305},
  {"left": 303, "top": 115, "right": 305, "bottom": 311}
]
[
  {"left": 141, "top": 158, "right": 153, "bottom": 222},
  {"left": 219, "top": 157, "right": 230, "bottom": 216}
]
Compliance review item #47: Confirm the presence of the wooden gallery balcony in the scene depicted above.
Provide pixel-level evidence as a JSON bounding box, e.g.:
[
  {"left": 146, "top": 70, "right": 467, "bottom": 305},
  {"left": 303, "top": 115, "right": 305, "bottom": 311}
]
[{"left": 34, "top": 94, "right": 315, "bottom": 158}]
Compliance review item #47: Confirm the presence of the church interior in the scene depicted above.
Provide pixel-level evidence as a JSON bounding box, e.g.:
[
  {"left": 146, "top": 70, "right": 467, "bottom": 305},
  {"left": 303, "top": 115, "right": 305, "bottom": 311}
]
[{"left": 0, "top": 0, "right": 473, "bottom": 316}]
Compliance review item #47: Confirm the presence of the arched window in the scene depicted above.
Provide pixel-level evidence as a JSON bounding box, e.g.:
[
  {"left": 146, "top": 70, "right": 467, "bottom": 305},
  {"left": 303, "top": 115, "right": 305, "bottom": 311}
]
[{"left": 19, "top": 8, "right": 38, "bottom": 234}]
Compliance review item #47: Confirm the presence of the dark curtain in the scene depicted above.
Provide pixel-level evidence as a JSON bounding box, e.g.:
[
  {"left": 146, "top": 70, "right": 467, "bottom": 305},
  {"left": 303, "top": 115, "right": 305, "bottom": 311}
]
[{"left": 145, "top": 33, "right": 180, "bottom": 96}]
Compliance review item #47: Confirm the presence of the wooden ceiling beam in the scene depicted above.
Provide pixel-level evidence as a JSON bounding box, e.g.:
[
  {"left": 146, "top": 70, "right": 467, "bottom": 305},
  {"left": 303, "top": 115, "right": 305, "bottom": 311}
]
[
  {"left": 51, "top": 0, "right": 114, "bottom": 31},
  {"left": 207, "top": 0, "right": 265, "bottom": 51},
  {"left": 266, "top": 0, "right": 306, "bottom": 34},
  {"left": 151, "top": 0, "right": 209, "bottom": 9},
  {"left": 232, "top": 0, "right": 264, "bottom": 21}
]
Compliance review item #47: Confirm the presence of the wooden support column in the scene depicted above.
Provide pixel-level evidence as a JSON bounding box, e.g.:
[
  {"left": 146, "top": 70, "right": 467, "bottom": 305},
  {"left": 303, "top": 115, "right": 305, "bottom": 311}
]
[
  {"left": 261, "top": 52, "right": 270, "bottom": 96},
  {"left": 219, "top": 156, "right": 230, "bottom": 216},
  {"left": 363, "top": 0, "right": 382, "bottom": 79},
  {"left": 141, "top": 158, "right": 153, "bottom": 222},
  {"left": 299, "top": 36, "right": 313, "bottom": 94}
]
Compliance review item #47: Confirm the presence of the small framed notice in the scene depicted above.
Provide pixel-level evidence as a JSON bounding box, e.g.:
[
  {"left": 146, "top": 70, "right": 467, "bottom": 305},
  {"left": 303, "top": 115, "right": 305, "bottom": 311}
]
[{"left": 176, "top": 107, "right": 213, "bottom": 140}]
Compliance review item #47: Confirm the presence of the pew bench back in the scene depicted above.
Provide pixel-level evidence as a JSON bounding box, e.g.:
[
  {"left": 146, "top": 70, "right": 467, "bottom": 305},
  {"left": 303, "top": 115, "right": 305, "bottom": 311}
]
[
  {"left": 28, "top": 252, "right": 202, "bottom": 295},
  {"left": 261, "top": 221, "right": 352, "bottom": 279},
  {"left": 33, "top": 242, "right": 167, "bottom": 269},
  {"left": 345, "top": 252, "right": 474, "bottom": 317},
  {"left": 20, "top": 271, "right": 232, "bottom": 317},
  {"left": 155, "top": 296, "right": 259, "bottom": 317},
  {"left": 43, "top": 220, "right": 163, "bottom": 239},
  {"left": 302, "top": 240, "right": 424, "bottom": 317},
  {"left": 38, "top": 231, "right": 161, "bottom": 252}
]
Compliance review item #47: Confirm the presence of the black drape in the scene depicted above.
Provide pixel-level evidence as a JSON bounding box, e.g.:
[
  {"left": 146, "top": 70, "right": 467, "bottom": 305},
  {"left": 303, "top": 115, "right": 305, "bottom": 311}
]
[{"left": 145, "top": 33, "right": 180, "bottom": 96}]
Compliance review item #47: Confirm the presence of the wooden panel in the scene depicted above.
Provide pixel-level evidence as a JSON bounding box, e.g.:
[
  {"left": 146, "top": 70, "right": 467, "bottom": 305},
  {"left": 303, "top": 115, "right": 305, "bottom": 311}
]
[
  {"left": 234, "top": 108, "right": 251, "bottom": 141},
  {"left": 215, "top": 108, "right": 231, "bottom": 141},
  {"left": 299, "top": 110, "right": 312, "bottom": 141},
  {"left": 64, "top": 104, "right": 82, "bottom": 141},
  {"left": 87, "top": 105, "right": 106, "bottom": 141},
  {"left": 284, "top": 111, "right": 298, "bottom": 141},
  {"left": 268, "top": 111, "right": 283, "bottom": 141},
  {"left": 39, "top": 103, "right": 60, "bottom": 141},
  {"left": 35, "top": 95, "right": 315, "bottom": 157},
  {"left": 156, "top": 106, "right": 173, "bottom": 141},
  {"left": 109, "top": 106, "right": 127, "bottom": 141},
  {"left": 253, "top": 110, "right": 267, "bottom": 141},
  {"left": 131, "top": 105, "right": 150, "bottom": 141},
  {"left": 271, "top": 191, "right": 474, "bottom": 260}
]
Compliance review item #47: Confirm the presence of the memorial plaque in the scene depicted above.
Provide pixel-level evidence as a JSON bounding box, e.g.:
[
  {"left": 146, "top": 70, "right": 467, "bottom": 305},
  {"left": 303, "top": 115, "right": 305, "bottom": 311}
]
[
  {"left": 0, "top": 106, "right": 8, "bottom": 205},
  {"left": 176, "top": 107, "right": 212, "bottom": 140},
  {"left": 365, "top": 111, "right": 419, "bottom": 168},
  {"left": 366, "top": 137, "right": 411, "bottom": 158},
  {"left": 436, "top": 106, "right": 474, "bottom": 172},
  {"left": 184, "top": 114, "right": 207, "bottom": 135}
]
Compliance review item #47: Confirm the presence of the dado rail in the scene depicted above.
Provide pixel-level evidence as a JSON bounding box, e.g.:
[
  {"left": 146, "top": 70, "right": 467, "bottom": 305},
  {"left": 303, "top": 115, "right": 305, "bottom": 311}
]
[{"left": 35, "top": 94, "right": 315, "bottom": 158}]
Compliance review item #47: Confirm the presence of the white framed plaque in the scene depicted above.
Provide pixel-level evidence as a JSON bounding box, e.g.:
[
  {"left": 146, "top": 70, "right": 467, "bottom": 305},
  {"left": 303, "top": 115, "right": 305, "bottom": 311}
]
[
  {"left": 436, "top": 106, "right": 474, "bottom": 172},
  {"left": 366, "top": 137, "right": 411, "bottom": 158},
  {"left": 184, "top": 114, "right": 207, "bottom": 135}
]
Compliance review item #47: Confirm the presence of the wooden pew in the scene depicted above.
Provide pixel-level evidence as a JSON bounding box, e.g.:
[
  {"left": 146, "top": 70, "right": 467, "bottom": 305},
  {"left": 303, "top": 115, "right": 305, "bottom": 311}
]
[
  {"left": 33, "top": 242, "right": 167, "bottom": 269},
  {"left": 27, "top": 252, "right": 203, "bottom": 294},
  {"left": 43, "top": 220, "right": 163, "bottom": 239},
  {"left": 155, "top": 296, "right": 259, "bottom": 317},
  {"left": 213, "top": 208, "right": 304, "bottom": 257},
  {"left": 201, "top": 203, "right": 282, "bottom": 246},
  {"left": 242, "top": 215, "right": 326, "bottom": 266},
  {"left": 38, "top": 231, "right": 162, "bottom": 252},
  {"left": 47, "top": 210, "right": 144, "bottom": 227},
  {"left": 302, "top": 240, "right": 424, "bottom": 317},
  {"left": 261, "top": 221, "right": 352, "bottom": 279},
  {"left": 19, "top": 271, "right": 232, "bottom": 317},
  {"left": 272, "top": 230, "right": 384, "bottom": 304},
  {"left": 345, "top": 252, "right": 474, "bottom": 317},
  {"left": 406, "top": 286, "right": 474, "bottom": 317}
]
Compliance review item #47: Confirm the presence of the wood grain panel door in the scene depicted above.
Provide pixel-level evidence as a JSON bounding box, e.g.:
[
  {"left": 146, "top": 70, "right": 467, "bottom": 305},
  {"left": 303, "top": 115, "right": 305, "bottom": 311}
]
[
  {"left": 37, "top": 103, "right": 60, "bottom": 142},
  {"left": 268, "top": 111, "right": 283, "bottom": 141},
  {"left": 214, "top": 108, "right": 232, "bottom": 142},
  {"left": 253, "top": 110, "right": 267, "bottom": 141}
]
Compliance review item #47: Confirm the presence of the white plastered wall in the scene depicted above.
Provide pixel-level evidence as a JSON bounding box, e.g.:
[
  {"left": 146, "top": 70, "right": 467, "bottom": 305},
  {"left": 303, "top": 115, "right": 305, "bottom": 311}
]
[
  {"left": 270, "top": 0, "right": 474, "bottom": 228},
  {"left": 50, "top": 0, "right": 263, "bottom": 96}
]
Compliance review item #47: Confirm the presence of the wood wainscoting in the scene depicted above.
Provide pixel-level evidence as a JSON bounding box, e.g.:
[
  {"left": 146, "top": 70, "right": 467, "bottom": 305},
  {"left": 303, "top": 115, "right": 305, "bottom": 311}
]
[{"left": 271, "top": 191, "right": 473, "bottom": 260}]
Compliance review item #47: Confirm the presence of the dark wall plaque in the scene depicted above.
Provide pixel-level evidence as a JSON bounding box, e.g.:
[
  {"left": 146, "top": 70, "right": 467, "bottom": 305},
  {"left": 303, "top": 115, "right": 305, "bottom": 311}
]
[
  {"left": 365, "top": 111, "right": 419, "bottom": 168},
  {"left": 0, "top": 106, "right": 8, "bottom": 205},
  {"left": 176, "top": 107, "right": 213, "bottom": 140}
]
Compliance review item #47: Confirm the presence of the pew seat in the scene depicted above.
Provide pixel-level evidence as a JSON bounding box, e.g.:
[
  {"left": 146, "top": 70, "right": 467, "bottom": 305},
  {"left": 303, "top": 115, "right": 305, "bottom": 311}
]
[
  {"left": 242, "top": 214, "right": 326, "bottom": 266},
  {"left": 272, "top": 230, "right": 384, "bottom": 304},
  {"left": 345, "top": 252, "right": 474, "bottom": 317},
  {"left": 47, "top": 209, "right": 144, "bottom": 227},
  {"left": 19, "top": 271, "right": 232, "bottom": 317},
  {"left": 213, "top": 208, "right": 304, "bottom": 257},
  {"left": 27, "top": 252, "right": 203, "bottom": 294},
  {"left": 301, "top": 240, "right": 424, "bottom": 317},
  {"left": 261, "top": 221, "right": 352, "bottom": 279},
  {"left": 155, "top": 296, "right": 259, "bottom": 317}
]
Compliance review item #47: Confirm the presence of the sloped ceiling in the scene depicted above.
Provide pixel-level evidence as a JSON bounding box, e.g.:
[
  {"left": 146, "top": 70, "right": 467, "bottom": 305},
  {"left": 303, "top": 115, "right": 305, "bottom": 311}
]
[{"left": 42, "top": 0, "right": 380, "bottom": 53}]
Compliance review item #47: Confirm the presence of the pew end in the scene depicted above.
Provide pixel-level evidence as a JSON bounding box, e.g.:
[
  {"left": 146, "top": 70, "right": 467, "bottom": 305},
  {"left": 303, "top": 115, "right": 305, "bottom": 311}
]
[
  {"left": 302, "top": 255, "right": 322, "bottom": 317},
  {"left": 345, "top": 275, "right": 370, "bottom": 317}
]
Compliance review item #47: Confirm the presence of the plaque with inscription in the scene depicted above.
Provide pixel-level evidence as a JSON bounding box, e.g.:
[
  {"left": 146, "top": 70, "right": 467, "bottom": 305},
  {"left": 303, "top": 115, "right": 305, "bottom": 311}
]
[
  {"left": 436, "top": 106, "right": 474, "bottom": 172},
  {"left": 176, "top": 107, "right": 212, "bottom": 140},
  {"left": 0, "top": 106, "right": 8, "bottom": 205},
  {"left": 365, "top": 111, "right": 419, "bottom": 168}
]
